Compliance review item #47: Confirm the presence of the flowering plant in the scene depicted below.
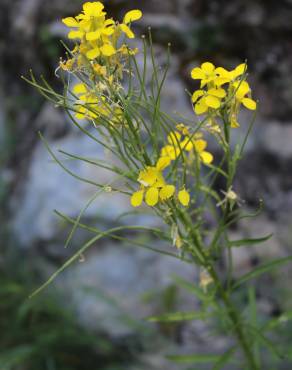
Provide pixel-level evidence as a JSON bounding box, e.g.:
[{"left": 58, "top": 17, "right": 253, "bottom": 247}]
[{"left": 25, "top": 2, "right": 292, "bottom": 369}]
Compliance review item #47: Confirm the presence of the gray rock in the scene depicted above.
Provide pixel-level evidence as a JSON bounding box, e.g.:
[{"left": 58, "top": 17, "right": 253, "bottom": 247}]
[
  {"left": 57, "top": 241, "right": 198, "bottom": 338},
  {"left": 258, "top": 121, "right": 292, "bottom": 159},
  {"left": 240, "top": 214, "right": 285, "bottom": 260},
  {"left": 11, "top": 0, "right": 41, "bottom": 39},
  {"left": 11, "top": 131, "right": 132, "bottom": 246}
]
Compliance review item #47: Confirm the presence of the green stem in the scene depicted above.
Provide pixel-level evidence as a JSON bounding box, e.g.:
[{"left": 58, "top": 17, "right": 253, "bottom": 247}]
[
  {"left": 184, "top": 215, "right": 258, "bottom": 368},
  {"left": 208, "top": 265, "right": 259, "bottom": 370}
]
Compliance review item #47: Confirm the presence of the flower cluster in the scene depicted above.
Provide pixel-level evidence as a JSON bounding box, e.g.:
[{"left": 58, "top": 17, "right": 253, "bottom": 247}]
[
  {"left": 131, "top": 157, "right": 190, "bottom": 208},
  {"left": 61, "top": 2, "right": 142, "bottom": 78},
  {"left": 160, "top": 124, "right": 213, "bottom": 165},
  {"left": 130, "top": 123, "right": 214, "bottom": 208},
  {"left": 191, "top": 62, "right": 256, "bottom": 128},
  {"left": 72, "top": 82, "right": 123, "bottom": 122}
]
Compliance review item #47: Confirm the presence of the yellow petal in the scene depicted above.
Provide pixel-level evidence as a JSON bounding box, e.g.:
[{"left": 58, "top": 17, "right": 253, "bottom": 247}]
[
  {"left": 233, "top": 63, "right": 247, "bottom": 78},
  {"left": 191, "top": 90, "right": 204, "bottom": 103},
  {"left": 160, "top": 145, "right": 177, "bottom": 160},
  {"left": 176, "top": 123, "right": 190, "bottom": 136},
  {"left": 205, "top": 95, "right": 221, "bottom": 109},
  {"left": 155, "top": 173, "right": 166, "bottom": 188},
  {"left": 178, "top": 189, "right": 190, "bottom": 206},
  {"left": 86, "top": 48, "right": 100, "bottom": 59},
  {"left": 123, "top": 9, "right": 142, "bottom": 24},
  {"left": 200, "top": 151, "right": 213, "bottom": 164},
  {"left": 73, "top": 83, "right": 87, "bottom": 95},
  {"left": 193, "top": 139, "right": 207, "bottom": 153},
  {"left": 75, "top": 112, "right": 85, "bottom": 120},
  {"left": 234, "top": 80, "right": 250, "bottom": 99},
  {"left": 215, "top": 67, "right": 230, "bottom": 79},
  {"left": 62, "top": 17, "right": 79, "bottom": 27},
  {"left": 191, "top": 67, "right": 205, "bottom": 80},
  {"left": 102, "top": 26, "right": 115, "bottom": 36},
  {"left": 68, "top": 30, "right": 84, "bottom": 39},
  {"left": 105, "top": 19, "right": 115, "bottom": 26},
  {"left": 145, "top": 187, "right": 159, "bottom": 206},
  {"left": 93, "top": 63, "right": 107, "bottom": 76},
  {"left": 131, "top": 190, "right": 144, "bottom": 207},
  {"left": 75, "top": 106, "right": 86, "bottom": 119},
  {"left": 195, "top": 99, "right": 208, "bottom": 115},
  {"left": 138, "top": 167, "right": 158, "bottom": 186},
  {"left": 231, "top": 121, "right": 240, "bottom": 128},
  {"left": 167, "top": 131, "right": 181, "bottom": 145},
  {"left": 86, "top": 30, "right": 101, "bottom": 41},
  {"left": 214, "top": 77, "right": 230, "bottom": 86},
  {"left": 241, "top": 97, "right": 257, "bottom": 110},
  {"left": 201, "top": 62, "right": 215, "bottom": 73},
  {"left": 180, "top": 138, "right": 193, "bottom": 152},
  {"left": 156, "top": 157, "right": 171, "bottom": 170},
  {"left": 100, "top": 44, "right": 116, "bottom": 56},
  {"left": 83, "top": 1, "right": 104, "bottom": 16},
  {"left": 120, "top": 23, "right": 135, "bottom": 38},
  {"left": 208, "top": 88, "right": 226, "bottom": 98},
  {"left": 159, "top": 185, "right": 175, "bottom": 200}
]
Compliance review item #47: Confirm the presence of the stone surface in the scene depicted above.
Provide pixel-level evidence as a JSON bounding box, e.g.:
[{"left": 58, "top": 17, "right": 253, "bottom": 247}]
[
  {"left": 58, "top": 241, "right": 199, "bottom": 337},
  {"left": 11, "top": 131, "right": 132, "bottom": 246},
  {"left": 258, "top": 121, "right": 292, "bottom": 159}
]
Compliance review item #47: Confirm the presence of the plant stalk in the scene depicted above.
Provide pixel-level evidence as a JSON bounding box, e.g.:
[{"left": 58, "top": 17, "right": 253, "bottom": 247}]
[{"left": 208, "top": 265, "right": 259, "bottom": 370}]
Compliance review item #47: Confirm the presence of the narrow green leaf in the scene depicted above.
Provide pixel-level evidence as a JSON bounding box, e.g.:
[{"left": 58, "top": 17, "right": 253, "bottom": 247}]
[
  {"left": 263, "top": 310, "right": 292, "bottom": 332},
  {"left": 55, "top": 210, "right": 190, "bottom": 262},
  {"left": 147, "top": 311, "right": 208, "bottom": 323},
  {"left": 30, "top": 222, "right": 175, "bottom": 298},
  {"left": 247, "top": 325, "right": 285, "bottom": 359},
  {"left": 248, "top": 286, "right": 260, "bottom": 367},
  {"left": 232, "top": 256, "right": 292, "bottom": 290},
  {"left": 228, "top": 233, "right": 273, "bottom": 247},
  {"left": 212, "top": 346, "right": 237, "bottom": 370},
  {"left": 167, "top": 354, "right": 220, "bottom": 364},
  {"left": 172, "top": 275, "right": 207, "bottom": 301}
]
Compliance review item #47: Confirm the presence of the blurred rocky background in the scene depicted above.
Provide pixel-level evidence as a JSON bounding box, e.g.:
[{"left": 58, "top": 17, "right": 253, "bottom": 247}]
[{"left": 1, "top": 0, "right": 292, "bottom": 369}]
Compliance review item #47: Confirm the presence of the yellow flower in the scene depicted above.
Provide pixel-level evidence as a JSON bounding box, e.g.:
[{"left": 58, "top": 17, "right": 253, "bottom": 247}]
[
  {"left": 176, "top": 123, "right": 191, "bottom": 136},
  {"left": 191, "top": 62, "right": 231, "bottom": 88},
  {"left": 92, "top": 63, "right": 107, "bottom": 76},
  {"left": 59, "top": 58, "right": 75, "bottom": 71},
  {"left": 160, "top": 131, "right": 183, "bottom": 160},
  {"left": 62, "top": 2, "right": 142, "bottom": 65},
  {"left": 191, "top": 87, "right": 226, "bottom": 115},
  {"left": 62, "top": 2, "right": 107, "bottom": 39},
  {"left": 181, "top": 137, "right": 214, "bottom": 164},
  {"left": 138, "top": 166, "right": 164, "bottom": 187},
  {"left": 160, "top": 126, "right": 213, "bottom": 165},
  {"left": 72, "top": 82, "right": 112, "bottom": 120},
  {"left": 119, "top": 44, "right": 139, "bottom": 56},
  {"left": 232, "top": 80, "right": 257, "bottom": 110},
  {"left": 131, "top": 159, "right": 175, "bottom": 207},
  {"left": 190, "top": 62, "right": 257, "bottom": 129},
  {"left": 191, "top": 62, "right": 218, "bottom": 87},
  {"left": 229, "top": 79, "right": 257, "bottom": 128},
  {"left": 80, "top": 2, "right": 105, "bottom": 18}
]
